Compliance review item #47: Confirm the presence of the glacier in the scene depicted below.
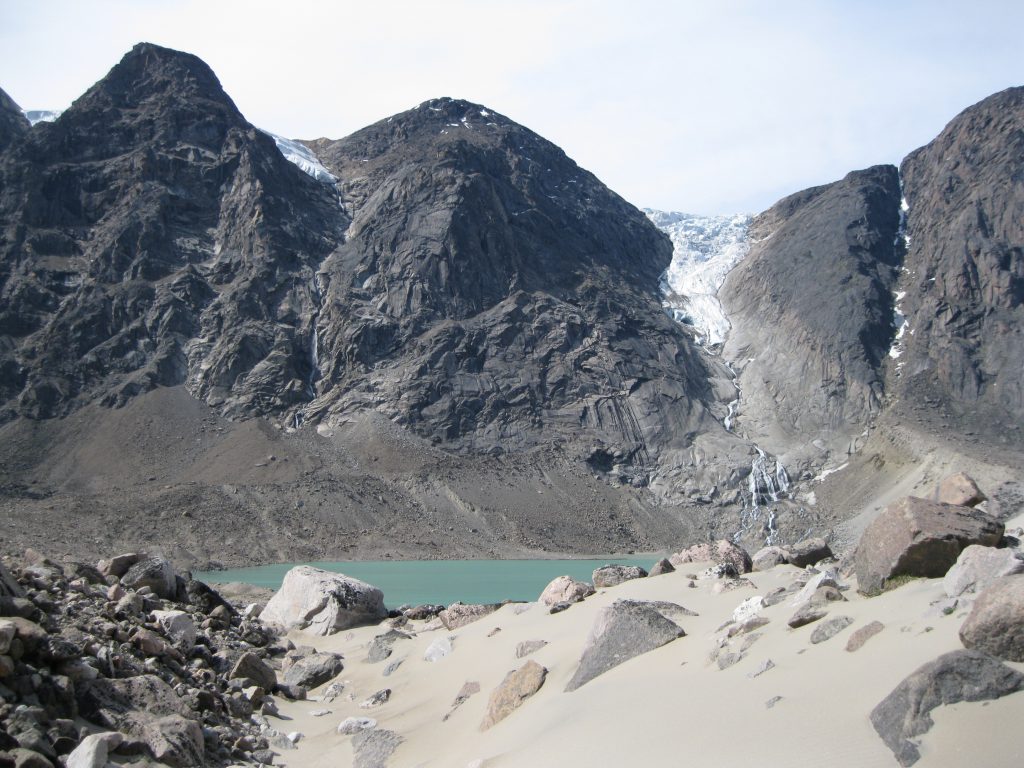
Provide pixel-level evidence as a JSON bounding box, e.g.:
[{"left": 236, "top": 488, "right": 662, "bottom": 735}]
[
  {"left": 645, "top": 210, "right": 751, "bottom": 347},
  {"left": 259, "top": 130, "right": 337, "bottom": 184},
  {"left": 22, "top": 109, "right": 62, "bottom": 125}
]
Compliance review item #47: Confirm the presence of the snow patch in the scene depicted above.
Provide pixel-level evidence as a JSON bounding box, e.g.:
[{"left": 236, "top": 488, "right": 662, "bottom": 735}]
[
  {"left": 646, "top": 210, "right": 751, "bottom": 346},
  {"left": 259, "top": 130, "right": 336, "bottom": 184}
]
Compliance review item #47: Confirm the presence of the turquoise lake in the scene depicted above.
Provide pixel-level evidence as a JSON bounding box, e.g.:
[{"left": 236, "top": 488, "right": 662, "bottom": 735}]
[{"left": 194, "top": 556, "right": 662, "bottom": 608}]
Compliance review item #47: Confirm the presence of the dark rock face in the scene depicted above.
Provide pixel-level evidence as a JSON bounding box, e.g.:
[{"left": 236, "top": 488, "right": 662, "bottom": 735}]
[
  {"left": 870, "top": 649, "right": 1024, "bottom": 766},
  {"left": 0, "top": 88, "right": 30, "bottom": 152},
  {"left": 303, "top": 97, "right": 724, "bottom": 475},
  {"left": 0, "top": 42, "right": 345, "bottom": 423},
  {"left": 720, "top": 165, "right": 902, "bottom": 465},
  {"left": 896, "top": 87, "right": 1024, "bottom": 444}
]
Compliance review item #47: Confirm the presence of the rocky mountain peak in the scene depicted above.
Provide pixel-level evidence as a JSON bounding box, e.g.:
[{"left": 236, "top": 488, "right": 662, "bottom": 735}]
[{"left": 0, "top": 86, "right": 30, "bottom": 151}]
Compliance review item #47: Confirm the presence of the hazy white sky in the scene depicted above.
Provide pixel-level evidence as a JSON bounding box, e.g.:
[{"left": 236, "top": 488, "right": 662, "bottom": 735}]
[{"left": 2, "top": 0, "right": 1022, "bottom": 214}]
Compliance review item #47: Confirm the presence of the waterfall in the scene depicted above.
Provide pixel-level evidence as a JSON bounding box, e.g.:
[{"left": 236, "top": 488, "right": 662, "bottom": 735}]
[{"left": 734, "top": 446, "right": 789, "bottom": 546}]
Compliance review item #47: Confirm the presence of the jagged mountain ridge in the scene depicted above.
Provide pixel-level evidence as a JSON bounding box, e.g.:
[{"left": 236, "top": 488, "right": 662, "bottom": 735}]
[{"left": 0, "top": 43, "right": 1021, "bottom": 566}]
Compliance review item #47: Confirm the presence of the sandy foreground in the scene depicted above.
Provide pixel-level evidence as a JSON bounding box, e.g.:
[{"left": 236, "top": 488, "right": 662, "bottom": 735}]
[{"left": 268, "top": 553, "right": 1024, "bottom": 768}]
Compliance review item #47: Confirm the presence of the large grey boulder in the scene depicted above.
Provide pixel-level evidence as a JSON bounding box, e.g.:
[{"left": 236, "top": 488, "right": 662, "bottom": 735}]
[
  {"left": 670, "top": 540, "right": 752, "bottom": 573},
  {"left": 367, "top": 630, "right": 412, "bottom": 663},
  {"left": 565, "top": 599, "right": 684, "bottom": 692},
  {"left": 959, "top": 574, "right": 1024, "bottom": 661},
  {"left": 943, "top": 545, "right": 1024, "bottom": 597},
  {"left": 592, "top": 564, "right": 647, "bottom": 588},
  {"left": 870, "top": 649, "right": 1024, "bottom": 766},
  {"left": 538, "top": 576, "right": 594, "bottom": 606},
  {"left": 751, "top": 546, "right": 789, "bottom": 571},
  {"left": 854, "top": 496, "right": 1004, "bottom": 595},
  {"left": 260, "top": 566, "right": 387, "bottom": 635},
  {"left": 121, "top": 557, "right": 177, "bottom": 599},
  {"left": 480, "top": 660, "right": 547, "bottom": 730},
  {"left": 76, "top": 674, "right": 192, "bottom": 738},
  {"left": 283, "top": 652, "right": 344, "bottom": 689}
]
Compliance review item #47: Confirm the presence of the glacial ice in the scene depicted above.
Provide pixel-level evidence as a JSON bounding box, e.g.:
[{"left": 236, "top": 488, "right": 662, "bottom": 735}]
[
  {"left": 646, "top": 210, "right": 751, "bottom": 347},
  {"left": 259, "top": 130, "right": 337, "bottom": 184},
  {"left": 22, "top": 109, "right": 62, "bottom": 125}
]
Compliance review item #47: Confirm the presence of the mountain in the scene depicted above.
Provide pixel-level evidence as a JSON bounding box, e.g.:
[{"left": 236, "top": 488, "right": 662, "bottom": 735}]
[{"left": 0, "top": 44, "right": 1021, "bottom": 566}]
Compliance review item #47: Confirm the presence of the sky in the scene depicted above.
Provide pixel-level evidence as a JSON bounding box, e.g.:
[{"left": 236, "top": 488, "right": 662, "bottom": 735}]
[{"left": 2, "top": 0, "right": 1022, "bottom": 215}]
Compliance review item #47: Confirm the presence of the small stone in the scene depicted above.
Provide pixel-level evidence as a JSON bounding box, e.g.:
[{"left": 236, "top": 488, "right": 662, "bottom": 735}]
[
  {"left": 310, "top": 709, "right": 332, "bottom": 717},
  {"left": 846, "top": 621, "right": 885, "bottom": 652},
  {"left": 515, "top": 640, "right": 548, "bottom": 659},
  {"left": 648, "top": 558, "right": 675, "bottom": 576},
  {"left": 810, "top": 615, "right": 854, "bottom": 644},
  {"left": 359, "top": 688, "right": 391, "bottom": 708},
  {"left": 787, "top": 605, "right": 827, "bottom": 629},
  {"left": 480, "top": 660, "right": 547, "bottom": 730},
  {"left": 752, "top": 546, "right": 789, "bottom": 571},
  {"left": 765, "top": 695, "right": 783, "bottom": 709},
  {"left": 748, "top": 658, "right": 775, "bottom": 678},
  {"left": 382, "top": 659, "right": 403, "bottom": 677},
  {"left": 424, "top": 636, "right": 453, "bottom": 662},
  {"left": 352, "top": 729, "right": 401, "bottom": 768},
  {"left": 230, "top": 652, "right": 276, "bottom": 691}
]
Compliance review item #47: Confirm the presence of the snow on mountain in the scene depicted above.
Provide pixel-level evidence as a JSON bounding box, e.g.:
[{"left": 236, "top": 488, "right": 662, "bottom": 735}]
[
  {"left": 23, "top": 109, "right": 62, "bottom": 125},
  {"left": 259, "top": 129, "right": 337, "bottom": 184},
  {"left": 645, "top": 209, "right": 751, "bottom": 346}
]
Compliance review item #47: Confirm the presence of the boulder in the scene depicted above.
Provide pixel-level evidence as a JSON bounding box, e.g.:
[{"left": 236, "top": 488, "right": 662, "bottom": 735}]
[
  {"left": 648, "top": 557, "right": 675, "bottom": 576},
  {"left": 283, "top": 652, "right": 344, "bottom": 689},
  {"left": 870, "top": 649, "right": 1024, "bottom": 766},
  {"left": 810, "top": 615, "right": 854, "bottom": 644},
  {"left": 438, "top": 602, "right": 500, "bottom": 630},
  {"left": 787, "top": 605, "right": 827, "bottom": 629},
  {"left": 480, "top": 660, "right": 547, "bottom": 730},
  {"left": 751, "top": 546, "right": 789, "bottom": 571},
  {"left": 959, "top": 574, "right": 1024, "bottom": 661},
  {"left": 367, "top": 630, "right": 412, "bottom": 663},
  {"left": 790, "top": 568, "right": 841, "bottom": 608},
  {"left": 64, "top": 732, "right": 123, "bottom": 768},
  {"left": 565, "top": 599, "right": 684, "bottom": 691},
  {"left": 351, "top": 728, "right": 402, "bottom": 768},
  {"left": 121, "top": 557, "right": 177, "bottom": 599},
  {"left": 259, "top": 566, "right": 387, "bottom": 635},
  {"left": 359, "top": 688, "right": 392, "bottom": 709},
  {"left": 854, "top": 496, "right": 1003, "bottom": 595},
  {"left": 8, "top": 749, "right": 52, "bottom": 768},
  {"left": 76, "top": 674, "right": 190, "bottom": 735},
  {"left": 0, "top": 562, "right": 24, "bottom": 598},
  {"left": 670, "top": 540, "right": 752, "bottom": 573},
  {"left": 592, "top": 564, "right": 647, "bottom": 588},
  {"left": 935, "top": 472, "right": 987, "bottom": 507},
  {"left": 141, "top": 714, "right": 204, "bottom": 768},
  {"left": 943, "top": 545, "right": 1024, "bottom": 597},
  {"left": 230, "top": 652, "right": 277, "bottom": 691},
  {"left": 538, "top": 576, "right": 594, "bottom": 606},
  {"left": 96, "top": 553, "right": 142, "bottom": 579},
  {"left": 151, "top": 610, "right": 196, "bottom": 651},
  {"left": 846, "top": 620, "right": 885, "bottom": 652},
  {"left": 786, "top": 538, "right": 833, "bottom": 568}
]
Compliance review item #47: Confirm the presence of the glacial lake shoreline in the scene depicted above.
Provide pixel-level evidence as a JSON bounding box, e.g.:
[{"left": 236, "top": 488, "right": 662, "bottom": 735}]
[{"left": 194, "top": 555, "right": 664, "bottom": 608}]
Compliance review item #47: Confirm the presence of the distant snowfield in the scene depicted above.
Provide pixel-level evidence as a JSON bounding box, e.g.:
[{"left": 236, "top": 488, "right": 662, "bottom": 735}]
[
  {"left": 645, "top": 209, "right": 751, "bottom": 346},
  {"left": 22, "top": 109, "right": 62, "bottom": 125}
]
